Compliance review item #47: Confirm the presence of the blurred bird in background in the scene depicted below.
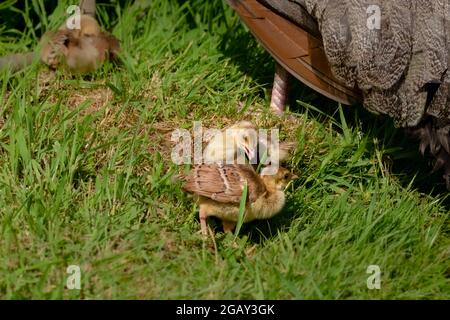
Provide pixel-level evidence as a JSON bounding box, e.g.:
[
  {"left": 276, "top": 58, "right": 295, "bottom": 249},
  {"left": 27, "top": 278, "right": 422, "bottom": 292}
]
[
  {"left": 0, "top": 0, "right": 120, "bottom": 74},
  {"left": 40, "top": 14, "right": 120, "bottom": 73}
]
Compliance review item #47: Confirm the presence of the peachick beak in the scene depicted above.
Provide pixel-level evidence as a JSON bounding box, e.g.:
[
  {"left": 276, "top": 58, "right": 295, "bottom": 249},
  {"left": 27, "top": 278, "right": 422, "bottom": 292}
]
[{"left": 244, "top": 146, "right": 256, "bottom": 162}]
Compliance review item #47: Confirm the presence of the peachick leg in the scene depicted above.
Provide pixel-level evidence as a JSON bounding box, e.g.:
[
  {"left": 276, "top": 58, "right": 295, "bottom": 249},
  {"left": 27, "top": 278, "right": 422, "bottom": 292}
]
[
  {"left": 199, "top": 206, "right": 208, "bottom": 236},
  {"left": 270, "top": 63, "right": 290, "bottom": 115}
]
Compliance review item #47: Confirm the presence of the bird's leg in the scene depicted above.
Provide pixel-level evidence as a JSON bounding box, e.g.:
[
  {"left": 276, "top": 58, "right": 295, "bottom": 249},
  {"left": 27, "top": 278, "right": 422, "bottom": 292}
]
[
  {"left": 222, "top": 220, "right": 236, "bottom": 234},
  {"left": 199, "top": 205, "right": 208, "bottom": 236},
  {"left": 270, "top": 63, "right": 290, "bottom": 115}
]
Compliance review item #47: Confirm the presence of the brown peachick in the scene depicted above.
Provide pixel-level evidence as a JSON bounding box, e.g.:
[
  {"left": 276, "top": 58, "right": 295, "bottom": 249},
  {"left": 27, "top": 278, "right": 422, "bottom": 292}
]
[{"left": 182, "top": 164, "right": 297, "bottom": 235}]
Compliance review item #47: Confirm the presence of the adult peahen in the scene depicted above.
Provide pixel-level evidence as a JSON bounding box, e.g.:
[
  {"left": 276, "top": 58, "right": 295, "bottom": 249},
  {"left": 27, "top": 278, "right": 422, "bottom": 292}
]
[{"left": 228, "top": 0, "right": 450, "bottom": 187}]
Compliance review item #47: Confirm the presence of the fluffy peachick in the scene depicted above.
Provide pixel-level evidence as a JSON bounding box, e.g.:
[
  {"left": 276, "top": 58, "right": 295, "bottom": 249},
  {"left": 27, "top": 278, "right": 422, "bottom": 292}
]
[{"left": 182, "top": 164, "right": 297, "bottom": 235}]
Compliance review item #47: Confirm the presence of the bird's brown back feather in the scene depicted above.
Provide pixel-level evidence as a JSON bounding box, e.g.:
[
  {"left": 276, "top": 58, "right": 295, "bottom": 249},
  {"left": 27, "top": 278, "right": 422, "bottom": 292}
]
[{"left": 182, "top": 164, "right": 266, "bottom": 204}]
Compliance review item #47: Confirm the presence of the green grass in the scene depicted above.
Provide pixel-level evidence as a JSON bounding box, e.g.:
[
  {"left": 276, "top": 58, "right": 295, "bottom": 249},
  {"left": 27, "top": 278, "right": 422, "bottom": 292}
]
[{"left": 0, "top": 0, "right": 449, "bottom": 299}]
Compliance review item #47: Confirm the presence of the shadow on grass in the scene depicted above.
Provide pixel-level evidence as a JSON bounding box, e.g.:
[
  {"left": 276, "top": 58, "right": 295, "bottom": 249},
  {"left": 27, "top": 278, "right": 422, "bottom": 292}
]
[{"left": 242, "top": 201, "right": 303, "bottom": 244}]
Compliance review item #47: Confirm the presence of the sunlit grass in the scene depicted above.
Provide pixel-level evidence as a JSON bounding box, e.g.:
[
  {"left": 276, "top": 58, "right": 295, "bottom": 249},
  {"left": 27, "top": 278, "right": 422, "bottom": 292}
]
[{"left": 0, "top": 0, "right": 448, "bottom": 299}]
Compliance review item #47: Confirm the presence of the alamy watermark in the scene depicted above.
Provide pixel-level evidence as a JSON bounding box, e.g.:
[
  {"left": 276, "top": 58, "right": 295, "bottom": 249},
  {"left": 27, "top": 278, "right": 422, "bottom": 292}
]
[
  {"left": 66, "top": 5, "right": 81, "bottom": 30},
  {"left": 366, "top": 265, "right": 381, "bottom": 290},
  {"left": 366, "top": 5, "right": 381, "bottom": 30},
  {"left": 171, "top": 122, "right": 281, "bottom": 174}
]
